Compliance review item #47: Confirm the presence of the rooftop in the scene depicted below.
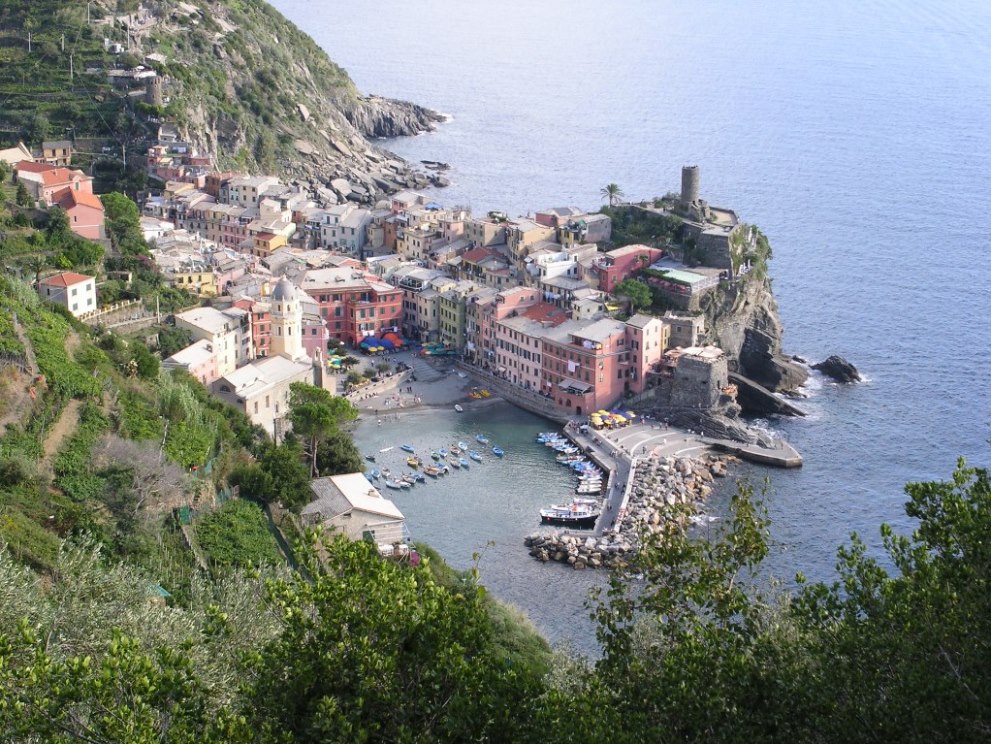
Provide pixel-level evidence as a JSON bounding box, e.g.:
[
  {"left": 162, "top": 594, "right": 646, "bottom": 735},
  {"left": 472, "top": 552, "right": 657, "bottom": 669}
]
[
  {"left": 303, "top": 473, "right": 405, "bottom": 521},
  {"left": 218, "top": 355, "right": 312, "bottom": 399},
  {"left": 38, "top": 271, "right": 92, "bottom": 287}
]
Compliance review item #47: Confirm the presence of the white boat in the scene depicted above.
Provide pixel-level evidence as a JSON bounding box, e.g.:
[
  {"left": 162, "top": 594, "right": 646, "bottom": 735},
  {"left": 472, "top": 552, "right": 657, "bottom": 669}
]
[
  {"left": 454, "top": 404, "right": 464, "bottom": 412},
  {"left": 576, "top": 483, "right": 603, "bottom": 494}
]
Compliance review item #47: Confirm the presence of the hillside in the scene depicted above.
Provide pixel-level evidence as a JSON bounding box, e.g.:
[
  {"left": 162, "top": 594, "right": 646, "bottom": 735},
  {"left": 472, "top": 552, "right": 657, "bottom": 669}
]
[{"left": 0, "top": 0, "right": 444, "bottom": 193}]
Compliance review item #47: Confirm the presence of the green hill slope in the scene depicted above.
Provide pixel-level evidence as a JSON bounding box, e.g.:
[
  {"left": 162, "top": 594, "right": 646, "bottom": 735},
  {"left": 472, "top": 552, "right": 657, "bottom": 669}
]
[{"left": 0, "top": 0, "right": 442, "bottom": 190}]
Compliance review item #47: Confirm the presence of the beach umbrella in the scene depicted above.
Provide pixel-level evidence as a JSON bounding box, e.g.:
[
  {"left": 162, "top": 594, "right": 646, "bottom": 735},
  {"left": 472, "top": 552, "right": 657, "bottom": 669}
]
[{"left": 379, "top": 338, "right": 395, "bottom": 350}]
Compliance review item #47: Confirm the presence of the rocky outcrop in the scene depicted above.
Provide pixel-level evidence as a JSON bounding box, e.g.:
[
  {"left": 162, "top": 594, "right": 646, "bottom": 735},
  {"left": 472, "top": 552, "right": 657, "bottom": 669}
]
[
  {"left": 344, "top": 96, "right": 446, "bottom": 139},
  {"left": 812, "top": 355, "right": 861, "bottom": 383},
  {"left": 729, "top": 373, "right": 806, "bottom": 417},
  {"left": 700, "top": 277, "right": 809, "bottom": 394}
]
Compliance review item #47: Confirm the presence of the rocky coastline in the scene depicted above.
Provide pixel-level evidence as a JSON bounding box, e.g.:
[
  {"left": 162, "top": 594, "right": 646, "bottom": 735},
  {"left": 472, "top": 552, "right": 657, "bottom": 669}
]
[{"left": 524, "top": 453, "right": 731, "bottom": 570}]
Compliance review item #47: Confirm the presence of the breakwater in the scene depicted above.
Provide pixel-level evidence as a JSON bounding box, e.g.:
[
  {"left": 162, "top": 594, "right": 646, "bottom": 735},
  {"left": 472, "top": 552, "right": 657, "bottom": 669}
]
[{"left": 524, "top": 452, "right": 730, "bottom": 569}]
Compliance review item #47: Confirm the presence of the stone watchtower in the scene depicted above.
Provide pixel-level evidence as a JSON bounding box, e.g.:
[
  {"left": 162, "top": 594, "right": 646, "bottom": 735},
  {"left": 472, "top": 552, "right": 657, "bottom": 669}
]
[
  {"left": 680, "top": 165, "right": 700, "bottom": 207},
  {"left": 145, "top": 76, "right": 164, "bottom": 106},
  {"left": 270, "top": 276, "right": 304, "bottom": 360}
]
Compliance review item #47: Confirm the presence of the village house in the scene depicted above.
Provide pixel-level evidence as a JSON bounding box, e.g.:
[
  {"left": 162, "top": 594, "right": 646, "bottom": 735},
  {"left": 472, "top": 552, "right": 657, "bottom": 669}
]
[
  {"left": 37, "top": 271, "right": 97, "bottom": 318},
  {"left": 173, "top": 306, "right": 251, "bottom": 378},
  {"left": 55, "top": 189, "right": 105, "bottom": 241},
  {"left": 301, "top": 474, "right": 406, "bottom": 545},
  {"left": 298, "top": 267, "right": 402, "bottom": 346},
  {"left": 40, "top": 140, "right": 73, "bottom": 166}
]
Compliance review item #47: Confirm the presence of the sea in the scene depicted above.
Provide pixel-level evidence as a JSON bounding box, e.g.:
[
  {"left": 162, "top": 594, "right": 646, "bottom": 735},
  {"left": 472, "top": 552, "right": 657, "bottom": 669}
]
[{"left": 269, "top": 0, "right": 991, "bottom": 652}]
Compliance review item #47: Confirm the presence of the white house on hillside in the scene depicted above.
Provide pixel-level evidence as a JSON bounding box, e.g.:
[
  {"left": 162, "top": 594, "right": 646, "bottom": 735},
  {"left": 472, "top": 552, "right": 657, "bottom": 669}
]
[{"left": 37, "top": 271, "right": 97, "bottom": 317}]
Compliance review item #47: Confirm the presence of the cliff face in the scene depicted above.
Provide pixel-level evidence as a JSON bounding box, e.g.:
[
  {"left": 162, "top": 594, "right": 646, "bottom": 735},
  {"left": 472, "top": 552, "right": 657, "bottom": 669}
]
[{"left": 699, "top": 277, "right": 808, "bottom": 394}]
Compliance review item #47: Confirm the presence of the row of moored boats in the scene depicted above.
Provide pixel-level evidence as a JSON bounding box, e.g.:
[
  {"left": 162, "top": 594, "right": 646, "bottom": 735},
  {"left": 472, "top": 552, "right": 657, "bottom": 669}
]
[
  {"left": 365, "top": 434, "right": 504, "bottom": 491},
  {"left": 535, "top": 431, "right": 606, "bottom": 528}
]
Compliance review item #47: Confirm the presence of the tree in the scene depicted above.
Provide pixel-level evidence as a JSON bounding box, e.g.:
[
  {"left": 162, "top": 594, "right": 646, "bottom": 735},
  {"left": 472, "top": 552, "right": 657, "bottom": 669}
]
[
  {"left": 45, "top": 206, "right": 70, "bottom": 243},
  {"left": 315, "top": 428, "right": 364, "bottom": 476},
  {"left": 288, "top": 382, "right": 357, "bottom": 478},
  {"left": 601, "top": 182, "right": 625, "bottom": 207},
  {"left": 101, "top": 192, "right": 149, "bottom": 257},
  {"left": 241, "top": 534, "right": 544, "bottom": 742},
  {"left": 158, "top": 325, "right": 193, "bottom": 358},
  {"left": 613, "top": 278, "right": 652, "bottom": 311},
  {"left": 257, "top": 441, "right": 310, "bottom": 509},
  {"left": 15, "top": 182, "right": 33, "bottom": 208},
  {"left": 340, "top": 355, "right": 359, "bottom": 370}
]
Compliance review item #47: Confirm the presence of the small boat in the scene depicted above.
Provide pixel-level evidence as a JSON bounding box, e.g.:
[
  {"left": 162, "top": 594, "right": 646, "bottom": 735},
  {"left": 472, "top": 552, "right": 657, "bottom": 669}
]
[
  {"left": 539, "top": 499, "right": 601, "bottom": 528},
  {"left": 454, "top": 404, "right": 464, "bottom": 412},
  {"left": 385, "top": 480, "right": 404, "bottom": 490},
  {"left": 406, "top": 456, "right": 421, "bottom": 468},
  {"left": 459, "top": 457, "right": 470, "bottom": 469},
  {"left": 424, "top": 465, "right": 441, "bottom": 477},
  {"left": 449, "top": 445, "right": 462, "bottom": 455},
  {"left": 576, "top": 484, "right": 603, "bottom": 495},
  {"left": 491, "top": 446, "right": 505, "bottom": 458},
  {"left": 401, "top": 474, "right": 417, "bottom": 486},
  {"left": 411, "top": 472, "right": 426, "bottom": 482},
  {"left": 476, "top": 434, "right": 489, "bottom": 445},
  {"left": 379, "top": 446, "right": 394, "bottom": 453},
  {"left": 438, "top": 448, "right": 449, "bottom": 458},
  {"left": 469, "top": 450, "right": 483, "bottom": 462},
  {"left": 364, "top": 454, "right": 376, "bottom": 462},
  {"left": 438, "top": 464, "right": 450, "bottom": 475},
  {"left": 400, "top": 444, "right": 415, "bottom": 453},
  {"left": 448, "top": 457, "right": 461, "bottom": 469},
  {"left": 430, "top": 451, "right": 441, "bottom": 461},
  {"left": 369, "top": 468, "right": 381, "bottom": 480},
  {"left": 457, "top": 441, "right": 469, "bottom": 451}
]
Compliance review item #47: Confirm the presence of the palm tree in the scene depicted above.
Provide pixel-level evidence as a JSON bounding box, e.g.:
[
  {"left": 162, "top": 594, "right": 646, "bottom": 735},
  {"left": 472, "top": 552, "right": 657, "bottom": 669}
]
[{"left": 601, "top": 183, "right": 625, "bottom": 207}]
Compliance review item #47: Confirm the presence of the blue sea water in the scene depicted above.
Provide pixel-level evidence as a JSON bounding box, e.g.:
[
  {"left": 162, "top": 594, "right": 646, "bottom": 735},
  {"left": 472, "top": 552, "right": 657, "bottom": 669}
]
[{"left": 270, "top": 0, "right": 991, "bottom": 647}]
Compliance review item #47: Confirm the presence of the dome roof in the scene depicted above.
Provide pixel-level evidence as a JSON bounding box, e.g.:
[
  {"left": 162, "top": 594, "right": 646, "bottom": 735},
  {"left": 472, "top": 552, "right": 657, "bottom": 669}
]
[{"left": 271, "top": 276, "right": 299, "bottom": 302}]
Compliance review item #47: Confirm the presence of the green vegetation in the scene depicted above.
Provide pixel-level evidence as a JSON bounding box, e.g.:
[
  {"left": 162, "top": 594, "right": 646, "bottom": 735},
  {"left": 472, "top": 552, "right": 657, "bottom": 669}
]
[
  {"left": 0, "top": 0, "right": 367, "bottom": 177},
  {"left": 0, "top": 463, "right": 988, "bottom": 741},
  {"left": 195, "top": 498, "right": 280, "bottom": 568},
  {"left": 612, "top": 277, "right": 652, "bottom": 312},
  {"left": 601, "top": 204, "right": 684, "bottom": 248},
  {"left": 288, "top": 382, "right": 358, "bottom": 477}
]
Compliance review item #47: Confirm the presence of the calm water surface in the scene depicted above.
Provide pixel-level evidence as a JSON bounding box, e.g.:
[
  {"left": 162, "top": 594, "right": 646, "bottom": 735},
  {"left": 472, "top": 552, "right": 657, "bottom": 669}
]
[{"left": 275, "top": 0, "right": 991, "bottom": 649}]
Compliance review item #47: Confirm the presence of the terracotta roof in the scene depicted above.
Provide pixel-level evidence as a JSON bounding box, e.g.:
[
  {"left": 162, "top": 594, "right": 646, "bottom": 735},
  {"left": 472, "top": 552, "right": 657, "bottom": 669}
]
[
  {"left": 461, "top": 246, "right": 495, "bottom": 264},
  {"left": 57, "top": 190, "right": 104, "bottom": 211},
  {"left": 38, "top": 271, "right": 92, "bottom": 287},
  {"left": 40, "top": 168, "right": 89, "bottom": 188},
  {"left": 14, "top": 160, "right": 55, "bottom": 174}
]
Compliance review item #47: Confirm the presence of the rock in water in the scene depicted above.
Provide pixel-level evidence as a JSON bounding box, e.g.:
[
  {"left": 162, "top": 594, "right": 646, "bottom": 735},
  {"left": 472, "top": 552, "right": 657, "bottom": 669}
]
[{"left": 812, "top": 355, "right": 861, "bottom": 383}]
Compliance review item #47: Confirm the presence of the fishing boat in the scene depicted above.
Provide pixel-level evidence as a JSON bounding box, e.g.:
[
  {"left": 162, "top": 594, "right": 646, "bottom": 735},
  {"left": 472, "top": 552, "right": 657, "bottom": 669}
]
[
  {"left": 430, "top": 451, "right": 441, "bottom": 461},
  {"left": 449, "top": 445, "right": 462, "bottom": 455},
  {"left": 476, "top": 433, "right": 489, "bottom": 445},
  {"left": 379, "top": 446, "right": 394, "bottom": 453},
  {"left": 457, "top": 441, "right": 469, "bottom": 451},
  {"left": 448, "top": 457, "right": 461, "bottom": 469},
  {"left": 423, "top": 465, "right": 441, "bottom": 478},
  {"left": 454, "top": 404, "right": 464, "bottom": 412},
  {"left": 438, "top": 447, "right": 449, "bottom": 458},
  {"left": 539, "top": 499, "right": 601, "bottom": 528},
  {"left": 438, "top": 464, "right": 450, "bottom": 475},
  {"left": 469, "top": 450, "right": 483, "bottom": 462},
  {"left": 385, "top": 480, "right": 404, "bottom": 490},
  {"left": 364, "top": 454, "right": 376, "bottom": 462},
  {"left": 400, "top": 444, "right": 415, "bottom": 453},
  {"left": 406, "top": 456, "right": 421, "bottom": 468},
  {"left": 369, "top": 468, "right": 381, "bottom": 480},
  {"left": 576, "top": 483, "right": 603, "bottom": 495},
  {"left": 491, "top": 446, "right": 505, "bottom": 458},
  {"left": 400, "top": 474, "right": 417, "bottom": 486},
  {"left": 459, "top": 457, "right": 470, "bottom": 469}
]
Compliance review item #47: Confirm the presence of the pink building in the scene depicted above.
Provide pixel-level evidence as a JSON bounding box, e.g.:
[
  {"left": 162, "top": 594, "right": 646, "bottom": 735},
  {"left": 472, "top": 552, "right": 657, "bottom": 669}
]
[
  {"left": 492, "top": 302, "right": 567, "bottom": 391},
  {"left": 588, "top": 244, "right": 664, "bottom": 293},
  {"left": 162, "top": 339, "right": 220, "bottom": 386},
  {"left": 56, "top": 189, "right": 105, "bottom": 240}
]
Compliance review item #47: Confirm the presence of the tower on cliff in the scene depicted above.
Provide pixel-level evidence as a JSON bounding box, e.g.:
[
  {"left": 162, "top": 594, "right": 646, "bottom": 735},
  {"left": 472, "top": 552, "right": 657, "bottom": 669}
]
[
  {"left": 270, "top": 276, "right": 304, "bottom": 360},
  {"left": 681, "top": 165, "right": 700, "bottom": 207},
  {"left": 145, "top": 76, "right": 164, "bottom": 106}
]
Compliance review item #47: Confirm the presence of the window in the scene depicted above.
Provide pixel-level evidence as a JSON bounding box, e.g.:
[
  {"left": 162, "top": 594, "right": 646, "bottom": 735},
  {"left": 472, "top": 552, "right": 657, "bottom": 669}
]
[{"left": 253, "top": 401, "right": 259, "bottom": 414}]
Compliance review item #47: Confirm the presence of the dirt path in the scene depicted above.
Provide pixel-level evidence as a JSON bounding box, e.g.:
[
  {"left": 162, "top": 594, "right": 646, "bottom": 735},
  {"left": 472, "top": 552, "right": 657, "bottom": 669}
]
[{"left": 40, "top": 399, "right": 83, "bottom": 472}]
